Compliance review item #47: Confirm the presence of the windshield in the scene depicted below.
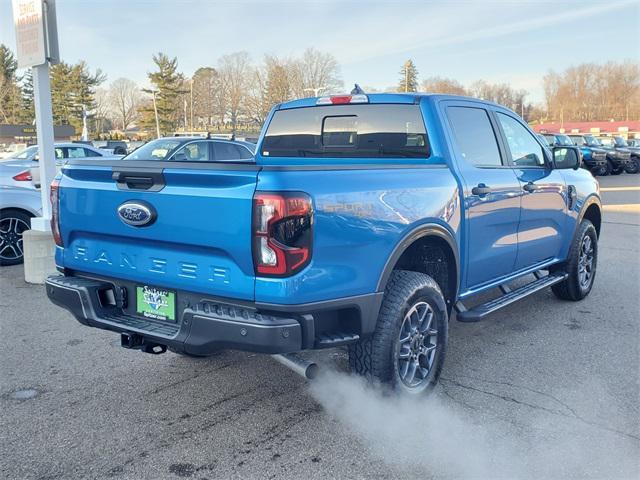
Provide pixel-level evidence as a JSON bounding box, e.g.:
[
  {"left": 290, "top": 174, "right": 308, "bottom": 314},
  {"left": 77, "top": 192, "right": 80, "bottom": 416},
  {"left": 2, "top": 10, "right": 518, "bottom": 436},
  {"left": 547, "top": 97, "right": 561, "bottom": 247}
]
[
  {"left": 555, "top": 134, "right": 574, "bottom": 146},
  {"left": 584, "top": 136, "right": 602, "bottom": 147},
  {"left": 598, "top": 137, "right": 614, "bottom": 147},
  {"left": 123, "top": 139, "right": 183, "bottom": 161},
  {"left": 261, "top": 104, "right": 429, "bottom": 158},
  {"left": 5, "top": 146, "right": 37, "bottom": 160},
  {"left": 568, "top": 136, "right": 583, "bottom": 146},
  {"left": 541, "top": 135, "right": 554, "bottom": 146},
  {"left": 614, "top": 137, "right": 628, "bottom": 147}
]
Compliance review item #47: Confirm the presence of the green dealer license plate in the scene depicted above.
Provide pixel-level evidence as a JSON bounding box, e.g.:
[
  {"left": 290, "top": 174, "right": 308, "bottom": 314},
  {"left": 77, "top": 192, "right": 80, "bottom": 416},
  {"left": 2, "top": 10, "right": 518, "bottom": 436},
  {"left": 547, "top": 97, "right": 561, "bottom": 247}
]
[{"left": 136, "top": 286, "right": 176, "bottom": 322}]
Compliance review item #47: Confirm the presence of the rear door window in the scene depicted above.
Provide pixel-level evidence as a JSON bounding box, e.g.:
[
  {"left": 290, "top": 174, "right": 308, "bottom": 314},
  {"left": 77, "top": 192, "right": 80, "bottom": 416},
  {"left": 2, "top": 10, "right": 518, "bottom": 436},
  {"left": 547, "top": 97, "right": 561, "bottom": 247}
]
[
  {"left": 446, "top": 106, "right": 502, "bottom": 167},
  {"left": 261, "top": 104, "right": 429, "bottom": 158},
  {"left": 66, "top": 146, "right": 88, "bottom": 158},
  {"left": 214, "top": 142, "right": 251, "bottom": 161},
  {"left": 173, "top": 141, "right": 211, "bottom": 162}
]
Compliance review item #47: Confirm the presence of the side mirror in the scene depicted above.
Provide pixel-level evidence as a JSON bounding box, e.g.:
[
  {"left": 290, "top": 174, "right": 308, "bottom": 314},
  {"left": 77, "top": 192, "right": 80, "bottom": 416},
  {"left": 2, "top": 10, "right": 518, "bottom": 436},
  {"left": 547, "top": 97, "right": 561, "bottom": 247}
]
[{"left": 552, "top": 146, "right": 581, "bottom": 170}]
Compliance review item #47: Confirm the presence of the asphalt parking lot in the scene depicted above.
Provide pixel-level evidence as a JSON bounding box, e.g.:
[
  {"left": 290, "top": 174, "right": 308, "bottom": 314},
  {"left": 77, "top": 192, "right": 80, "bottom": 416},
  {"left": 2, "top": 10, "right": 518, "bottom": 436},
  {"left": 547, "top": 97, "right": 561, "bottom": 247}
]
[{"left": 1, "top": 175, "right": 639, "bottom": 480}]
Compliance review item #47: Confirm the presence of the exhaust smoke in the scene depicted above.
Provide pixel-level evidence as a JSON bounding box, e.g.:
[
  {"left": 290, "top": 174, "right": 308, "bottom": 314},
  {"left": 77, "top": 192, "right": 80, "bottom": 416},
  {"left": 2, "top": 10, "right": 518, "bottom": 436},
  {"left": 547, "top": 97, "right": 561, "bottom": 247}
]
[{"left": 309, "top": 369, "right": 639, "bottom": 479}]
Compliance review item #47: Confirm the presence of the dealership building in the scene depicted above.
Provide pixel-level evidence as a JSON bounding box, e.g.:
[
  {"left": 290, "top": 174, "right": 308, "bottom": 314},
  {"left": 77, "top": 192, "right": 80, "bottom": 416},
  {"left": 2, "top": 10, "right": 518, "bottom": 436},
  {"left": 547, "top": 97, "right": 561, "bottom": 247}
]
[
  {"left": 532, "top": 121, "right": 640, "bottom": 139},
  {"left": 0, "top": 124, "right": 75, "bottom": 145}
]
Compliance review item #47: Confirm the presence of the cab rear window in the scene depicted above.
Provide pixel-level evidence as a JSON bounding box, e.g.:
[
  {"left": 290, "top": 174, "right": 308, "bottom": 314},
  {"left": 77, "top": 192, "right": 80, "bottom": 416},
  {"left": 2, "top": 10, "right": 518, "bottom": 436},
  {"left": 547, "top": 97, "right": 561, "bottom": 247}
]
[{"left": 261, "top": 104, "right": 429, "bottom": 158}]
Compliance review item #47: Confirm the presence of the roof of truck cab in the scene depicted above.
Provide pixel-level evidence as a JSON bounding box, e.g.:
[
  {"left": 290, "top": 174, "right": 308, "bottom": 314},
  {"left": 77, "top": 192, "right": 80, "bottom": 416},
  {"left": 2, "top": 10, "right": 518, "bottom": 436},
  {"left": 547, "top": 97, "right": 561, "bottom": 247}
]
[{"left": 277, "top": 93, "right": 505, "bottom": 110}]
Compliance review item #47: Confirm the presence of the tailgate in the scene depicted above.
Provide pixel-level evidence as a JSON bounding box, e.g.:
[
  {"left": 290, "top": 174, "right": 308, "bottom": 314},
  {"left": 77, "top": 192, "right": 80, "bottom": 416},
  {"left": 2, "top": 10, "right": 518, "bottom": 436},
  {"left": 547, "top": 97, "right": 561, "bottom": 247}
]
[{"left": 57, "top": 161, "right": 259, "bottom": 300}]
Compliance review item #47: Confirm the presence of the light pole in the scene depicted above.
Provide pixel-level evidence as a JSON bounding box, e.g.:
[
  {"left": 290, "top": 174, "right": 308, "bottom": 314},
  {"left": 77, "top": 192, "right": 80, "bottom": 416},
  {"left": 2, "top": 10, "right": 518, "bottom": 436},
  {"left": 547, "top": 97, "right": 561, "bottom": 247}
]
[
  {"left": 143, "top": 88, "right": 161, "bottom": 138},
  {"left": 190, "top": 79, "right": 194, "bottom": 133}
]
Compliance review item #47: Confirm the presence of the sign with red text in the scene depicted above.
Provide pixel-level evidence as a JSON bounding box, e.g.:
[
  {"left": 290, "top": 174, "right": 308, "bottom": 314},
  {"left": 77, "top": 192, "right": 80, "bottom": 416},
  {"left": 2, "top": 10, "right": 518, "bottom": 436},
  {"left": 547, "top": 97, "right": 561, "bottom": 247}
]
[{"left": 12, "top": 0, "right": 46, "bottom": 68}]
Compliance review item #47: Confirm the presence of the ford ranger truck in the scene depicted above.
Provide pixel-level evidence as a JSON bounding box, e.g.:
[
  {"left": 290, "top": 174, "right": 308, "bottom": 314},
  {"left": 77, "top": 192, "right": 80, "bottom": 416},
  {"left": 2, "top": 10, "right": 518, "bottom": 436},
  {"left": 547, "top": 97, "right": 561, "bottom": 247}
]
[{"left": 46, "top": 93, "right": 601, "bottom": 395}]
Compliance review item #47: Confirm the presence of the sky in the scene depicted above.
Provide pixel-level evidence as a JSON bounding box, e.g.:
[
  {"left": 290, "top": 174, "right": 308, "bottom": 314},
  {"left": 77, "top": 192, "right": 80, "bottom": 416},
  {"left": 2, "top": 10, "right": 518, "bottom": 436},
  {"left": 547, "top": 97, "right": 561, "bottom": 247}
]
[{"left": 1, "top": 0, "right": 639, "bottom": 103}]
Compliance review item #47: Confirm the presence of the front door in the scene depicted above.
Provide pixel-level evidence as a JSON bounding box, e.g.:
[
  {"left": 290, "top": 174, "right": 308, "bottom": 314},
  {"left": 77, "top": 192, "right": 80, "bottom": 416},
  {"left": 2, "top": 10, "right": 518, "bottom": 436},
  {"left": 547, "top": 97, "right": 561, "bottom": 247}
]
[
  {"left": 444, "top": 103, "right": 522, "bottom": 290},
  {"left": 494, "top": 112, "right": 568, "bottom": 269}
]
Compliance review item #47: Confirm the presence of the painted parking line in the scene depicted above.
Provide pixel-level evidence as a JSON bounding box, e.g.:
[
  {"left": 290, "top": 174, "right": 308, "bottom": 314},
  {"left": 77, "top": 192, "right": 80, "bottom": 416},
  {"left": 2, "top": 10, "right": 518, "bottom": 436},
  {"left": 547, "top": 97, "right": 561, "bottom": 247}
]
[
  {"left": 602, "top": 204, "right": 640, "bottom": 213},
  {"left": 600, "top": 187, "right": 640, "bottom": 192}
]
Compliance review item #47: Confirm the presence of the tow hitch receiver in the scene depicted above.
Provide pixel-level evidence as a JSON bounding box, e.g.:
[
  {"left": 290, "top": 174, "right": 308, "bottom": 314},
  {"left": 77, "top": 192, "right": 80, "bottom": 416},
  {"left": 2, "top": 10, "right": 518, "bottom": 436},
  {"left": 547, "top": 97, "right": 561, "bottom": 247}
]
[{"left": 120, "top": 333, "right": 167, "bottom": 355}]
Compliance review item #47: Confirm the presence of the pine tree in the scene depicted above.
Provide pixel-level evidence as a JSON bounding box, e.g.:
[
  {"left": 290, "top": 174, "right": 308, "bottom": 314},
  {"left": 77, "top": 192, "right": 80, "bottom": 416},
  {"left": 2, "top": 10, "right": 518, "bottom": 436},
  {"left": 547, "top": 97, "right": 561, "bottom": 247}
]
[
  {"left": 398, "top": 59, "right": 419, "bottom": 93},
  {"left": 0, "top": 44, "right": 23, "bottom": 124},
  {"left": 49, "top": 61, "right": 105, "bottom": 133},
  {"left": 140, "top": 53, "right": 184, "bottom": 136},
  {"left": 19, "top": 69, "right": 34, "bottom": 124}
]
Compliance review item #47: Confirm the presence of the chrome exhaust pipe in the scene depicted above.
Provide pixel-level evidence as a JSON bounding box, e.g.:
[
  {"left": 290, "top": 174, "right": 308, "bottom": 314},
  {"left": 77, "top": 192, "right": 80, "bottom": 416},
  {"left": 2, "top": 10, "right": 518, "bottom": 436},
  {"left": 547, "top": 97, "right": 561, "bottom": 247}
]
[{"left": 272, "top": 353, "right": 319, "bottom": 380}]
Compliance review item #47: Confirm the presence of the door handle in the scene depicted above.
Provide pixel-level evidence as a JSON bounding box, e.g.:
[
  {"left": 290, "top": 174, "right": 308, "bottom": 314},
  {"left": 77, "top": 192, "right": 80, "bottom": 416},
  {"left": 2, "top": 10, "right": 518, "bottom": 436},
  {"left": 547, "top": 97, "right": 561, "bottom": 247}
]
[
  {"left": 471, "top": 184, "right": 491, "bottom": 196},
  {"left": 523, "top": 182, "right": 539, "bottom": 193}
]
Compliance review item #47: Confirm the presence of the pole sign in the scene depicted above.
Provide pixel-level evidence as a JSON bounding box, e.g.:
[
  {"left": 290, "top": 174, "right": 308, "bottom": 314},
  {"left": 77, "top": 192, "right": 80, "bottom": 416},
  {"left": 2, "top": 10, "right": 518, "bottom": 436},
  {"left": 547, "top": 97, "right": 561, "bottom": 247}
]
[{"left": 11, "top": 0, "right": 47, "bottom": 69}]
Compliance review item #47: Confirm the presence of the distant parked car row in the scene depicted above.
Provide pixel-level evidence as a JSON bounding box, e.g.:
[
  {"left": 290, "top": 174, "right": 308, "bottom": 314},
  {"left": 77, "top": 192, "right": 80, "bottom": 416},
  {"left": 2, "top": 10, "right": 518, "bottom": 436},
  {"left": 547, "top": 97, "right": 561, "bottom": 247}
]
[
  {"left": 539, "top": 133, "right": 639, "bottom": 176},
  {"left": 0, "top": 136, "right": 258, "bottom": 266}
]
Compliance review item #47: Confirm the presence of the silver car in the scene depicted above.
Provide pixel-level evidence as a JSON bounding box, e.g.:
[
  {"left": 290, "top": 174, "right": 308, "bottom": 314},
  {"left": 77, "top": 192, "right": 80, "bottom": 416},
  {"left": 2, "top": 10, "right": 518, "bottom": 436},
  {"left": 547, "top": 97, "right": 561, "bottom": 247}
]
[
  {"left": 0, "top": 185, "right": 42, "bottom": 266},
  {"left": 0, "top": 143, "right": 122, "bottom": 189}
]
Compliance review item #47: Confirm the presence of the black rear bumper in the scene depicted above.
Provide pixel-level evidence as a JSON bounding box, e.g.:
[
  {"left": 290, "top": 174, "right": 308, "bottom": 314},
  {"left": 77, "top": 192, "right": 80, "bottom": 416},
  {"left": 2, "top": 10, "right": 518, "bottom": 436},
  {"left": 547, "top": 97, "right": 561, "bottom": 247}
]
[{"left": 46, "top": 274, "right": 382, "bottom": 355}]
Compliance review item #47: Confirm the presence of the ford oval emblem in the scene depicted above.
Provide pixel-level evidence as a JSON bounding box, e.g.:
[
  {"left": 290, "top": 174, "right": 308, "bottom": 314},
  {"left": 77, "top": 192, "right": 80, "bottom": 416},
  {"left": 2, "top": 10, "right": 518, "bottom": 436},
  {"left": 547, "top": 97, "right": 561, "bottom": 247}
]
[{"left": 117, "top": 201, "right": 156, "bottom": 227}]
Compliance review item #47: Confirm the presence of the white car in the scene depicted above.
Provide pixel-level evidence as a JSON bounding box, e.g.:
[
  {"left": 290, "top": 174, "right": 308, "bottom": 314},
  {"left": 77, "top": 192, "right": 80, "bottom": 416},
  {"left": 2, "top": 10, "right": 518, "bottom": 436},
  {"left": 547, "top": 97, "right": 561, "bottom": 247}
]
[
  {"left": 28, "top": 143, "right": 123, "bottom": 187},
  {"left": 1, "top": 143, "right": 122, "bottom": 189}
]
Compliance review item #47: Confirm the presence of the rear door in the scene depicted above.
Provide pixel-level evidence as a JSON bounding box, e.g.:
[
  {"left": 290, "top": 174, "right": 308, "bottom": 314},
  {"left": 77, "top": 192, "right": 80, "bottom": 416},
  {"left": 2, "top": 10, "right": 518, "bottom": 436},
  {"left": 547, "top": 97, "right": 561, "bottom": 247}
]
[
  {"left": 58, "top": 141, "right": 259, "bottom": 300},
  {"left": 444, "top": 103, "right": 521, "bottom": 289},
  {"left": 493, "top": 111, "right": 567, "bottom": 269}
]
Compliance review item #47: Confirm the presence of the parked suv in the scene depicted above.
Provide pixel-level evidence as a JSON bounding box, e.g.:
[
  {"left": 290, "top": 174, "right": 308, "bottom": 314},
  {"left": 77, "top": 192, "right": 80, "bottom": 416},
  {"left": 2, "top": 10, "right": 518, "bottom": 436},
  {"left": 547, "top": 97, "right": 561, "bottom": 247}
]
[
  {"left": 598, "top": 136, "right": 639, "bottom": 174},
  {"left": 569, "top": 134, "right": 625, "bottom": 176},
  {"left": 543, "top": 133, "right": 602, "bottom": 174},
  {"left": 46, "top": 93, "right": 601, "bottom": 394}
]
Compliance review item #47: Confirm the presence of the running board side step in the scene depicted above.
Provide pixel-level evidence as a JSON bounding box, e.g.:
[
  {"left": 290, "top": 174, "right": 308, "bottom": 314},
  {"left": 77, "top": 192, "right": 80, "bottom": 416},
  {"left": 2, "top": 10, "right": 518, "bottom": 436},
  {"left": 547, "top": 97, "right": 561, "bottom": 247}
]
[{"left": 455, "top": 272, "right": 568, "bottom": 322}]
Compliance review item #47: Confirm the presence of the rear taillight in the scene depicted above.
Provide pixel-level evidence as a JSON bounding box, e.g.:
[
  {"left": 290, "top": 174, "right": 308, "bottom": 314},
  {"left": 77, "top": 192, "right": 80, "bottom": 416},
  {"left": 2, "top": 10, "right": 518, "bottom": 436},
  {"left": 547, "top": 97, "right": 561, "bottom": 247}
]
[
  {"left": 50, "top": 178, "right": 63, "bottom": 247},
  {"left": 252, "top": 192, "right": 313, "bottom": 276},
  {"left": 12, "top": 170, "right": 32, "bottom": 181}
]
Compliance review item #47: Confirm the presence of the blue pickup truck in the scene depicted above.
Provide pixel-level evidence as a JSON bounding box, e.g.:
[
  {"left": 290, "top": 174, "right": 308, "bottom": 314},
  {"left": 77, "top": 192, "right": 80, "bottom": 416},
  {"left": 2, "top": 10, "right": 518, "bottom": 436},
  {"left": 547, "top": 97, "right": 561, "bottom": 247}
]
[{"left": 46, "top": 92, "right": 601, "bottom": 394}]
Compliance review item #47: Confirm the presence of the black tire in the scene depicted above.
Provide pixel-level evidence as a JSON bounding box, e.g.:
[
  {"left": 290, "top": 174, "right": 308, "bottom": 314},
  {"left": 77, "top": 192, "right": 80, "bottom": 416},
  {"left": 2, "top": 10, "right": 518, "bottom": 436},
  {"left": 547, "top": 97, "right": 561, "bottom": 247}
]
[
  {"left": 609, "top": 160, "right": 623, "bottom": 175},
  {"left": 598, "top": 161, "right": 611, "bottom": 176},
  {"left": 348, "top": 270, "right": 448, "bottom": 395},
  {"left": 624, "top": 156, "right": 639, "bottom": 174},
  {"left": 552, "top": 220, "right": 598, "bottom": 301},
  {"left": 0, "top": 209, "right": 32, "bottom": 266}
]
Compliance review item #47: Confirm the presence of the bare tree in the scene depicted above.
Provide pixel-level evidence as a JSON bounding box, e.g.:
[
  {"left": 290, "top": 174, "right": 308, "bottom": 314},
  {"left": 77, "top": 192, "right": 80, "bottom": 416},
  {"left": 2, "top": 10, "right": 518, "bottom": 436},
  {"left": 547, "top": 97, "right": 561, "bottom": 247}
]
[
  {"left": 191, "top": 67, "right": 219, "bottom": 128},
  {"left": 93, "top": 88, "right": 112, "bottom": 135},
  {"left": 247, "top": 55, "right": 296, "bottom": 126},
  {"left": 108, "top": 78, "right": 142, "bottom": 131},
  {"left": 246, "top": 65, "right": 268, "bottom": 126},
  {"left": 290, "top": 48, "right": 342, "bottom": 97},
  {"left": 421, "top": 76, "right": 467, "bottom": 95},
  {"left": 542, "top": 61, "right": 639, "bottom": 122},
  {"left": 218, "top": 52, "right": 251, "bottom": 134}
]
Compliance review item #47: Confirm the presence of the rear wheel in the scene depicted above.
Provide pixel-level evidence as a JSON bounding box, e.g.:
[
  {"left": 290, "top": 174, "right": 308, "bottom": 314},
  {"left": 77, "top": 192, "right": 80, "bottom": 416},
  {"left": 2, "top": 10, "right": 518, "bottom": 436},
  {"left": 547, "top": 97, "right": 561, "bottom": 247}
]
[
  {"left": 348, "top": 270, "right": 448, "bottom": 395},
  {"left": 624, "top": 157, "right": 639, "bottom": 174},
  {"left": 0, "top": 209, "right": 31, "bottom": 266},
  {"left": 552, "top": 220, "right": 598, "bottom": 301}
]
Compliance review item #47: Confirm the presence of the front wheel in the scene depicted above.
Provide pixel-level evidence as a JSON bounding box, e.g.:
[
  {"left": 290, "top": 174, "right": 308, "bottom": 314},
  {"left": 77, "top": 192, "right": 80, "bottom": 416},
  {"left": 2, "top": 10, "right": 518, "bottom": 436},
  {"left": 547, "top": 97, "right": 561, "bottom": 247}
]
[
  {"left": 552, "top": 220, "right": 598, "bottom": 301},
  {"left": 609, "top": 160, "right": 624, "bottom": 175},
  {"left": 597, "top": 162, "right": 611, "bottom": 176},
  {"left": 348, "top": 270, "right": 448, "bottom": 395}
]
